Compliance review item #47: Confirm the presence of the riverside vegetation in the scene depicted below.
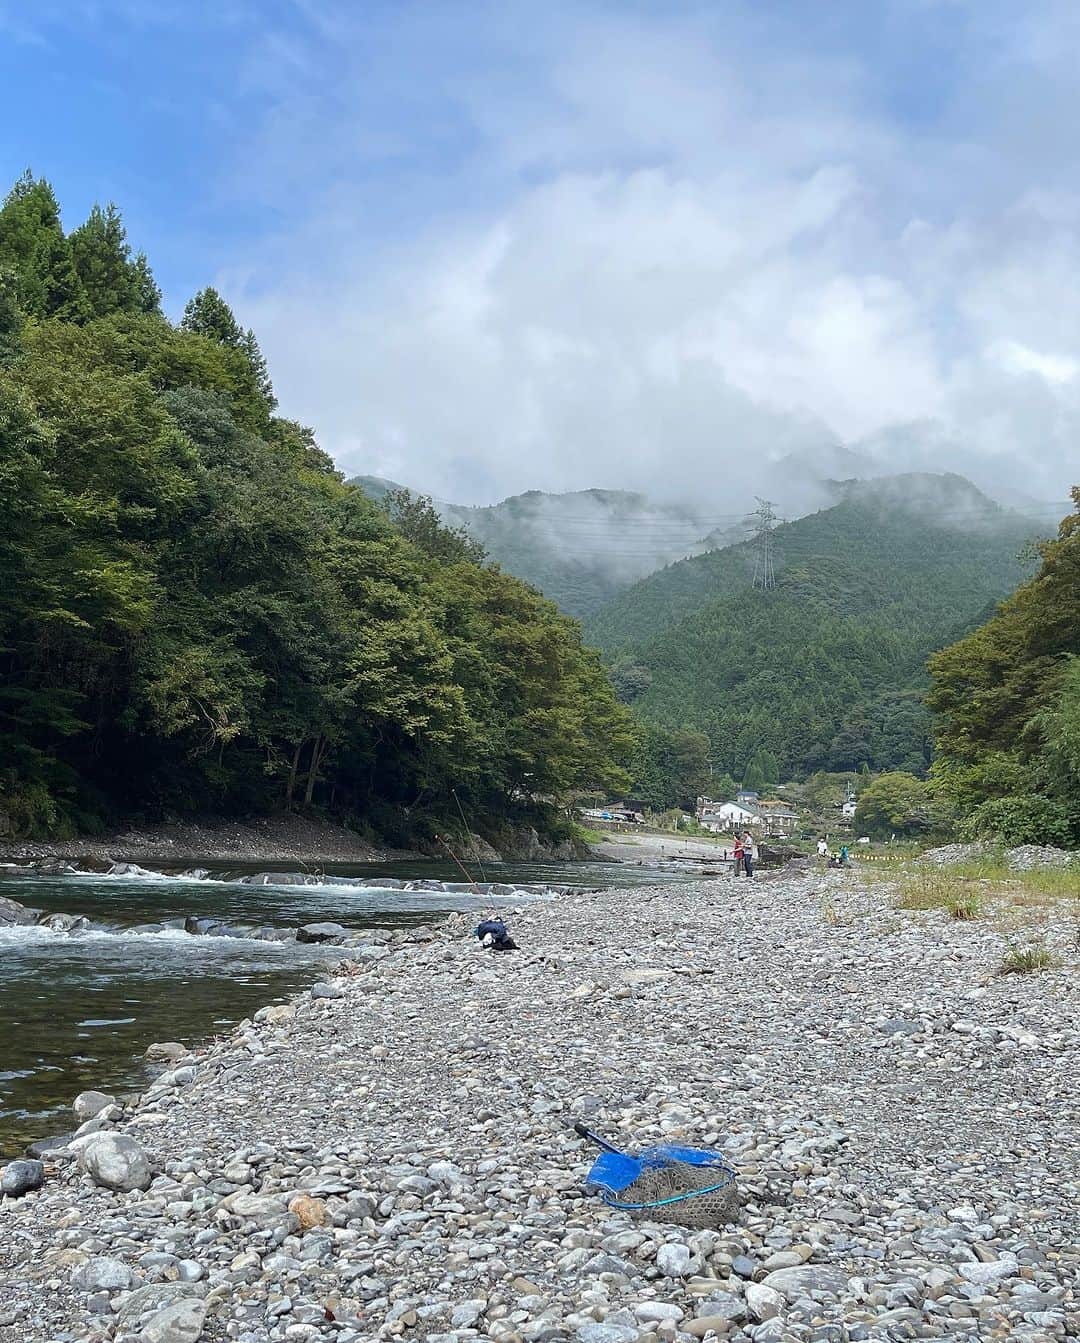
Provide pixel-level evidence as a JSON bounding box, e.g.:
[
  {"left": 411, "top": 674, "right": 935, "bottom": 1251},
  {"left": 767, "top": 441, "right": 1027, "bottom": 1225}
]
[{"left": 0, "top": 172, "right": 634, "bottom": 848}]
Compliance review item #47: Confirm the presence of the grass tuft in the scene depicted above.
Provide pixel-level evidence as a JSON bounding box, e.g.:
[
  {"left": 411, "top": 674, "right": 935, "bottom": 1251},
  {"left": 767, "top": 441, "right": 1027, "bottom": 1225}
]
[
  {"left": 897, "top": 869, "right": 983, "bottom": 919},
  {"left": 998, "top": 945, "right": 1055, "bottom": 975}
]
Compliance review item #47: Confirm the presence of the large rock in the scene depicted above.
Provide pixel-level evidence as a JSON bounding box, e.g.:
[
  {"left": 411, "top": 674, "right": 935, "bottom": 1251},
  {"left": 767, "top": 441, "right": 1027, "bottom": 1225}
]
[
  {"left": 78, "top": 1132, "right": 152, "bottom": 1192},
  {"left": 0, "top": 895, "right": 38, "bottom": 926},
  {"left": 73, "top": 1089, "right": 116, "bottom": 1121},
  {"left": 959, "top": 1256, "right": 1018, "bottom": 1287},
  {"left": 220, "top": 1190, "right": 294, "bottom": 1227},
  {"left": 145, "top": 1042, "right": 188, "bottom": 1062},
  {"left": 25, "top": 1135, "right": 72, "bottom": 1159},
  {"left": 746, "top": 1282, "right": 784, "bottom": 1321},
  {"left": 71, "top": 1255, "right": 135, "bottom": 1293},
  {"left": 139, "top": 1298, "right": 208, "bottom": 1343},
  {"left": 297, "top": 921, "right": 349, "bottom": 944},
  {"left": 183, "top": 916, "right": 222, "bottom": 936},
  {"left": 115, "top": 1283, "right": 204, "bottom": 1332},
  {"left": 37, "top": 911, "right": 90, "bottom": 932},
  {"left": 1, "top": 1159, "right": 44, "bottom": 1196},
  {"left": 762, "top": 1265, "right": 849, "bottom": 1301}
]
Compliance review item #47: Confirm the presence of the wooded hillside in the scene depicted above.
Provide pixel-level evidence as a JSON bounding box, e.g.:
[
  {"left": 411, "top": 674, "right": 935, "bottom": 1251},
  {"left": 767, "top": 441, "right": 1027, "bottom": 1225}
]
[
  {"left": 586, "top": 478, "right": 1036, "bottom": 783},
  {"left": 0, "top": 172, "right": 633, "bottom": 842}
]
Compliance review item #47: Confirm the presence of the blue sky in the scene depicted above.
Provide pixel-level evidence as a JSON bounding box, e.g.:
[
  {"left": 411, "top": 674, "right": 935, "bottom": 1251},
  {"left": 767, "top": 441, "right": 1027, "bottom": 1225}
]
[{"left": 2, "top": 1, "right": 1079, "bottom": 505}]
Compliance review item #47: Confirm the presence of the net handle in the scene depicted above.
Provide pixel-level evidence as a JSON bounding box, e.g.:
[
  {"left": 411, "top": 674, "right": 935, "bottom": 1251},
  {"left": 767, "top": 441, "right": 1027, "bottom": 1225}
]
[{"left": 573, "top": 1122, "right": 625, "bottom": 1155}]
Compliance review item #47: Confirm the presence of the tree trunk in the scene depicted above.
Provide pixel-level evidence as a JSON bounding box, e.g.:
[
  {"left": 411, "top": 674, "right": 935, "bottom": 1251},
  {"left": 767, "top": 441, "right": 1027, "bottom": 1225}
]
[
  {"left": 285, "top": 740, "right": 304, "bottom": 811},
  {"left": 303, "top": 734, "right": 326, "bottom": 807}
]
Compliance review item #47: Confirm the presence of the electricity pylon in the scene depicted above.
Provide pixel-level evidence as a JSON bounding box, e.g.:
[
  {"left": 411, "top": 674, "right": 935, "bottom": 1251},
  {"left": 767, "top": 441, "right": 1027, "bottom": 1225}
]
[{"left": 747, "top": 497, "right": 778, "bottom": 590}]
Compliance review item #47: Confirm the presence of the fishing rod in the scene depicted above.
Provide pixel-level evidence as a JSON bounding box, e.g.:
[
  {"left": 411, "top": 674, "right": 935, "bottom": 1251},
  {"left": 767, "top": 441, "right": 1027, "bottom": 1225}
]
[
  {"left": 452, "top": 788, "right": 488, "bottom": 884},
  {"left": 436, "top": 833, "right": 480, "bottom": 893}
]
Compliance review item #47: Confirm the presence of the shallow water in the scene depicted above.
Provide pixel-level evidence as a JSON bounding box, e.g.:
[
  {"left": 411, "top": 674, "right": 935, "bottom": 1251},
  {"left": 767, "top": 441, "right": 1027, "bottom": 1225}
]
[{"left": 0, "top": 858, "right": 685, "bottom": 1155}]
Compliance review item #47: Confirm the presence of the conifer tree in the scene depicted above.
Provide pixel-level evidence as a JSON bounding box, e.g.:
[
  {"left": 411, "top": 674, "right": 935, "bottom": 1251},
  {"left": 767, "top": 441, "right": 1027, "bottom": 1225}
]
[
  {"left": 0, "top": 267, "right": 22, "bottom": 363},
  {"left": 241, "top": 327, "right": 276, "bottom": 410},
  {"left": 181, "top": 286, "right": 244, "bottom": 347},
  {"left": 131, "top": 252, "right": 162, "bottom": 313},
  {"left": 69, "top": 202, "right": 139, "bottom": 317},
  {"left": 0, "top": 171, "right": 89, "bottom": 322}
]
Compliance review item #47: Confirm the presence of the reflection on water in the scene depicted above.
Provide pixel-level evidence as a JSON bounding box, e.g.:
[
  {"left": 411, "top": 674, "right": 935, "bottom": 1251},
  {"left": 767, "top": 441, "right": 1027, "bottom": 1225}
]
[{"left": 0, "top": 857, "right": 684, "bottom": 1155}]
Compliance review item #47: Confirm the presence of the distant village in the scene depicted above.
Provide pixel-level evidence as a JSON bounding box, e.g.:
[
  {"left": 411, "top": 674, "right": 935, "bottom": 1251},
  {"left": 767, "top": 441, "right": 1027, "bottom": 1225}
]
[{"left": 582, "top": 782, "right": 858, "bottom": 842}]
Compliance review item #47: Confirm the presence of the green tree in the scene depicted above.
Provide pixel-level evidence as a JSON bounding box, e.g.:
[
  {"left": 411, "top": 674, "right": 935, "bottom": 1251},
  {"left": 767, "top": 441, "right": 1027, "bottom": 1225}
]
[
  {"left": 181, "top": 286, "right": 245, "bottom": 346},
  {"left": 854, "top": 772, "right": 934, "bottom": 838},
  {"left": 632, "top": 723, "right": 711, "bottom": 811},
  {"left": 0, "top": 172, "right": 88, "bottom": 322},
  {"left": 743, "top": 747, "right": 779, "bottom": 794},
  {"left": 381, "top": 487, "right": 486, "bottom": 565},
  {"left": 69, "top": 203, "right": 141, "bottom": 318},
  {"left": 929, "top": 486, "right": 1080, "bottom": 829}
]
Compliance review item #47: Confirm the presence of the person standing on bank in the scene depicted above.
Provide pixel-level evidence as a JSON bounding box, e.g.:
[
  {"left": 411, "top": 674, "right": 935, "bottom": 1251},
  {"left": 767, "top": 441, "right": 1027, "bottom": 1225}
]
[
  {"left": 732, "top": 832, "right": 746, "bottom": 876},
  {"left": 742, "top": 831, "right": 755, "bottom": 878}
]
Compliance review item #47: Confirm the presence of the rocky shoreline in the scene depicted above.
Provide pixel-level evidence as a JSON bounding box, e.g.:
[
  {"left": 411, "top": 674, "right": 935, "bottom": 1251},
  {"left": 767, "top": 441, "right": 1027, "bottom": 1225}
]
[
  {"left": 0, "top": 868, "right": 1076, "bottom": 1343},
  {"left": 0, "top": 815, "right": 414, "bottom": 868},
  {"left": 0, "top": 814, "right": 592, "bottom": 869}
]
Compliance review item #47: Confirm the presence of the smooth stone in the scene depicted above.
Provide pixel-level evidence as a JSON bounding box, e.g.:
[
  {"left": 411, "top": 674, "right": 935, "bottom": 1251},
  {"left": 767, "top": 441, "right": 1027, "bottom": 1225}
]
[
  {"left": 762, "top": 1265, "right": 849, "bottom": 1301},
  {"left": 959, "top": 1257, "right": 1019, "bottom": 1287},
  {"left": 311, "top": 982, "right": 344, "bottom": 1000},
  {"left": 115, "top": 1283, "right": 205, "bottom": 1330},
  {"left": 0, "top": 895, "right": 37, "bottom": 926},
  {"left": 78, "top": 1133, "right": 152, "bottom": 1192},
  {"left": 633, "top": 1303, "right": 684, "bottom": 1324},
  {"left": 577, "top": 1325, "right": 639, "bottom": 1343},
  {"left": 71, "top": 1256, "right": 135, "bottom": 1293},
  {"left": 221, "top": 1191, "right": 293, "bottom": 1227},
  {"left": 72, "top": 1089, "right": 116, "bottom": 1121},
  {"left": 686, "top": 1316, "right": 737, "bottom": 1338},
  {"left": 1, "top": 1158, "right": 45, "bottom": 1196},
  {"left": 693, "top": 1292, "right": 746, "bottom": 1324},
  {"left": 297, "top": 922, "right": 349, "bottom": 944},
  {"left": 146, "top": 1042, "right": 189, "bottom": 1061},
  {"left": 140, "top": 1297, "right": 209, "bottom": 1343},
  {"left": 745, "top": 1283, "right": 784, "bottom": 1321},
  {"left": 656, "top": 1243, "right": 693, "bottom": 1277},
  {"left": 25, "top": 1135, "right": 72, "bottom": 1159}
]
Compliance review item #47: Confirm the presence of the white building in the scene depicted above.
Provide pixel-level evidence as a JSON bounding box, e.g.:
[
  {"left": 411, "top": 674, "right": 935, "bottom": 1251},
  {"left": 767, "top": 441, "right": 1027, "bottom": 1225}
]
[{"left": 696, "top": 798, "right": 760, "bottom": 832}]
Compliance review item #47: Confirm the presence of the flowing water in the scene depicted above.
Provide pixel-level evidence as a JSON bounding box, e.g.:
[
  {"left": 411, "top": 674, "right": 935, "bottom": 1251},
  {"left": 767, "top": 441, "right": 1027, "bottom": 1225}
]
[{"left": 0, "top": 857, "right": 686, "bottom": 1155}]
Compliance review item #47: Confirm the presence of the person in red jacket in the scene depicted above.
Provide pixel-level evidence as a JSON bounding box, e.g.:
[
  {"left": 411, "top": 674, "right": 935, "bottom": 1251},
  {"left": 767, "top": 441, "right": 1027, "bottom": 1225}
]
[{"left": 732, "top": 833, "right": 746, "bottom": 876}]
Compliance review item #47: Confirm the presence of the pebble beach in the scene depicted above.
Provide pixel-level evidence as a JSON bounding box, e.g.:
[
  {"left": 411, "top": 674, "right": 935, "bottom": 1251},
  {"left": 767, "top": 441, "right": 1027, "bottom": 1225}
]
[{"left": 0, "top": 867, "right": 1076, "bottom": 1343}]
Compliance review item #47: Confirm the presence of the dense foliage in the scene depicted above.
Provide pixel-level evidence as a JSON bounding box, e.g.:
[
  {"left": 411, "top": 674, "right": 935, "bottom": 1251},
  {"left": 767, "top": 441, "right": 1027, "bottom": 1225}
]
[
  {"left": 928, "top": 488, "right": 1080, "bottom": 845},
  {"left": 854, "top": 772, "right": 940, "bottom": 839},
  {"left": 0, "top": 174, "right": 633, "bottom": 840},
  {"left": 584, "top": 480, "right": 1035, "bottom": 794}
]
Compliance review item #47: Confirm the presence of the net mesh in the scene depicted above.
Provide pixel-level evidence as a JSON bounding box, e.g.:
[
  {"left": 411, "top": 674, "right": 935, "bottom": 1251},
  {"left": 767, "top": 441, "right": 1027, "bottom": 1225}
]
[{"left": 603, "top": 1159, "right": 740, "bottom": 1229}]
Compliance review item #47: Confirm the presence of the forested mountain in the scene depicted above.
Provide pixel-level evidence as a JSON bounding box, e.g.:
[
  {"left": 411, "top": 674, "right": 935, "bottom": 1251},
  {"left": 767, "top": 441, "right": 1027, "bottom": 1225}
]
[
  {"left": 351, "top": 479, "right": 741, "bottom": 618},
  {"left": 0, "top": 172, "right": 633, "bottom": 842},
  {"left": 928, "top": 487, "right": 1080, "bottom": 844},
  {"left": 586, "top": 475, "right": 1039, "bottom": 783}
]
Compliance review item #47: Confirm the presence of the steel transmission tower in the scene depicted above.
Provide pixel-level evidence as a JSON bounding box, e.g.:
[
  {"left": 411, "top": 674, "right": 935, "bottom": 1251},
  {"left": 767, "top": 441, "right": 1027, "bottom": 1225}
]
[{"left": 747, "top": 497, "right": 778, "bottom": 590}]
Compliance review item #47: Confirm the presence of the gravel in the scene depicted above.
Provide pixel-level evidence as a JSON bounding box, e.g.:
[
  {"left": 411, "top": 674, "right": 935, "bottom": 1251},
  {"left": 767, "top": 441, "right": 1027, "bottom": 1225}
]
[{"left": 0, "top": 868, "right": 1076, "bottom": 1342}]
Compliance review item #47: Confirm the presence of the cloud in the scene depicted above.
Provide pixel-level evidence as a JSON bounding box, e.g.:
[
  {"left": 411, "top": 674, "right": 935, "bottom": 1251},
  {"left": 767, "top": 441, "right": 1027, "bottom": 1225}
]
[{"left": 221, "top": 1, "right": 1079, "bottom": 508}]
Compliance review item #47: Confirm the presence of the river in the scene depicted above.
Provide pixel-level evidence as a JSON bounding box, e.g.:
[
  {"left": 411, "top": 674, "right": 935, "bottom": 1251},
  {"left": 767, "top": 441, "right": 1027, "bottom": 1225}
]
[{"left": 0, "top": 857, "right": 689, "bottom": 1156}]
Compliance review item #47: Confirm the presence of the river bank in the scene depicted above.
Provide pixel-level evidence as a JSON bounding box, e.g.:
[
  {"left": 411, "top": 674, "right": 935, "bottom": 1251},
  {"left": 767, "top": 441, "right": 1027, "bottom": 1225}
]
[
  {"left": 0, "top": 813, "right": 595, "bottom": 869},
  {"left": 1, "top": 867, "right": 1076, "bottom": 1342},
  {"left": 0, "top": 815, "right": 414, "bottom": 867}
]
